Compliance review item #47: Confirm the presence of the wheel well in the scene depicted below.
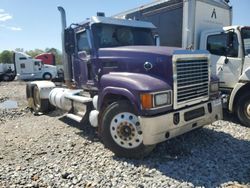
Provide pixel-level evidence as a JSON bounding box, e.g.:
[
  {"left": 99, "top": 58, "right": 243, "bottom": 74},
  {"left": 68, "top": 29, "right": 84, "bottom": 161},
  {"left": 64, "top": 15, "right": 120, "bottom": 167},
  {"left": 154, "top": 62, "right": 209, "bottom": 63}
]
[
  {"left": 43, "top": 72, "right": 51, "bottom": 76},
  {"left": 98, "top": 94, "right": 138, "bottom": 136},
  {"left": 232, "top": 83, "right": 250, "bottom": 112},
  {"left": 101, "top": 94, "right": 130, "bottom": 111}
]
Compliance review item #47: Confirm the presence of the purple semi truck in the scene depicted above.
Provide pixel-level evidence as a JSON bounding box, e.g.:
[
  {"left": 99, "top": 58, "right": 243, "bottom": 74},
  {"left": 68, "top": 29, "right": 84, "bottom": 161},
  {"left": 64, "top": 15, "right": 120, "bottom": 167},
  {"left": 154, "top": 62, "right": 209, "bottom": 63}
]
[{"left": 26, "top": 7, "right": 222, "bottom": 158}]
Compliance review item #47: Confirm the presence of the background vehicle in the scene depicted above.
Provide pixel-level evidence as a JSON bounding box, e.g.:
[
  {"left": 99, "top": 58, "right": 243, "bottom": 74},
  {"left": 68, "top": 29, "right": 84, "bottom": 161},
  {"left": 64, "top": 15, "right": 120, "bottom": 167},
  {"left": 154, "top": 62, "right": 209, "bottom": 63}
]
[
  {"left": 26, "top": 7, "right": 222, "bottom": 158},
  {"left": 115, "top": 0, "right": 250, "bottom": 127},
  {"left": 35, "top": 53, "right": 64, "bottom": 81},
  {"left": 0, "top": 63, "right": 15, "bottom": 81},
  {"left": 35, "top": 53, "right": 56, "bottom": 66},
  {"left": 14, "top": 52, "right": 58, "bottom": 80}
]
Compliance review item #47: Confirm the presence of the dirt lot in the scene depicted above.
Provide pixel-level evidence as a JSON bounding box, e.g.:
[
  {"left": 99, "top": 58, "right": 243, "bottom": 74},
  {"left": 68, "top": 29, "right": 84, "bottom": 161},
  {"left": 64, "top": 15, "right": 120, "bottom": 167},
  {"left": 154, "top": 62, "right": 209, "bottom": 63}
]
[{"left": 0, "top": 81, "right": 249, "bottom": 188}]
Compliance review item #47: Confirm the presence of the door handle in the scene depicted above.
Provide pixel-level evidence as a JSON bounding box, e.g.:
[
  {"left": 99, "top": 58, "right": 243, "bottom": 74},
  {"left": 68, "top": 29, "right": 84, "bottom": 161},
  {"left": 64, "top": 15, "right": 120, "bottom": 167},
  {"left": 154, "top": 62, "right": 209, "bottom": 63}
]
[{"left": 224, "top": 58, "right": 229, "bottom": 64}]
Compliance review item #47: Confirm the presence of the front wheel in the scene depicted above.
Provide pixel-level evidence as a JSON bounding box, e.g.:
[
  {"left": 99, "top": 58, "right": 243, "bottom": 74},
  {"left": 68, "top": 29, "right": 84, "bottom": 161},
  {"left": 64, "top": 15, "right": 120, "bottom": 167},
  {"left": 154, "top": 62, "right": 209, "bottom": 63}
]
[
  {"left": 100, "top": 100, "right": 155, "bottom": 158},
  {"left": 43, "top": 73, "right": 52, "bottom": 80},
  {"left": 236, "top": 93, "right": 250, "bottom": 127}
]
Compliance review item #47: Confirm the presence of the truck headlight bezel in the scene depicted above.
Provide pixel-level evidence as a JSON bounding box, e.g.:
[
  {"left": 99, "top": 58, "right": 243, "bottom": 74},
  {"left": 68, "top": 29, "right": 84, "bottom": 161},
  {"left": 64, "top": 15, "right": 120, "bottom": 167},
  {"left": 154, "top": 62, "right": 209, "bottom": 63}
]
[
  {"left": 140, "top": 90, "right": 172, "bottom": 110},
  {"left": 154, "top": 91, "right": 172, "bottom": 107}
]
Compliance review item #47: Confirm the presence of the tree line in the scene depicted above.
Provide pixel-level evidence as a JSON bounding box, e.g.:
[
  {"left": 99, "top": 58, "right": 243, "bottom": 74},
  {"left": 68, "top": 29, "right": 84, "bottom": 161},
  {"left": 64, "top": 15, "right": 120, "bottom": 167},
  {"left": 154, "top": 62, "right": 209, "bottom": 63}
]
[{"left": 0, "top": 48, "right": 62, "bottom": 64}]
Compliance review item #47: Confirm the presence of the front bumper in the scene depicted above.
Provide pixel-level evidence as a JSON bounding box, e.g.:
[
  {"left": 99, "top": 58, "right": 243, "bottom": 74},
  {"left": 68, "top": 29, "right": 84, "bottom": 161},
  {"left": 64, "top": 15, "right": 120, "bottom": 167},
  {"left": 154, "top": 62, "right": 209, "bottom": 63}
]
[{"left": 139, "top": 98, "right": 222, "bottom": 145}]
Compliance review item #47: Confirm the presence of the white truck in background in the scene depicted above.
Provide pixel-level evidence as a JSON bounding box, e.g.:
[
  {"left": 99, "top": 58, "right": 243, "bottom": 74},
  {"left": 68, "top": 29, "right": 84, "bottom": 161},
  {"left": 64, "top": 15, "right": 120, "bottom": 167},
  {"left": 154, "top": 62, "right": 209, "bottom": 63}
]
[
  {"left": 14, "top": 52, "right": 58, "bottom": 80},
  {"left": 115, "top": 0, "right": 250, "bottom": 127}
]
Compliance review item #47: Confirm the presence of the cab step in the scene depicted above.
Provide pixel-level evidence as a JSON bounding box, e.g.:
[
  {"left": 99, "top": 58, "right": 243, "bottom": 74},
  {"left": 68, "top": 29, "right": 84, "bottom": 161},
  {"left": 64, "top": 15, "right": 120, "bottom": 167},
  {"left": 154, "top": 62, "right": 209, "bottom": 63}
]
[{"left": 66, "top": 113, "right": 83, "bottom": 123}]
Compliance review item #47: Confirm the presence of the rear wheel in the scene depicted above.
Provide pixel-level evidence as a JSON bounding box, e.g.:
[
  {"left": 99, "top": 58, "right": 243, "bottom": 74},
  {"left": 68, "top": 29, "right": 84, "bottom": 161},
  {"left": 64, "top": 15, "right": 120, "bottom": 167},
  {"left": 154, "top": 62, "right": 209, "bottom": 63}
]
[
  {"left": 2, "top": 74, "right": 10, "bottom": 81},
  {"left": 236, "top": 93, "right": 250, "bottom": 127},
  {"left": 100, "top": 100, "right": 155, "bottom": 158},
  {"left": 33, "top": 86, "right": 50, "bottom": 114}
]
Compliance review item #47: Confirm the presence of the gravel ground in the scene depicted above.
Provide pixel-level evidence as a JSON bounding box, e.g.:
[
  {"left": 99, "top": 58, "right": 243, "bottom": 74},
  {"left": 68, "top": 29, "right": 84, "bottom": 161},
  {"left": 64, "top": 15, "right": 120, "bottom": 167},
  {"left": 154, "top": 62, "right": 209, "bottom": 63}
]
[{"left": 0, "top": 81, "right": 249, "bottom": 188}]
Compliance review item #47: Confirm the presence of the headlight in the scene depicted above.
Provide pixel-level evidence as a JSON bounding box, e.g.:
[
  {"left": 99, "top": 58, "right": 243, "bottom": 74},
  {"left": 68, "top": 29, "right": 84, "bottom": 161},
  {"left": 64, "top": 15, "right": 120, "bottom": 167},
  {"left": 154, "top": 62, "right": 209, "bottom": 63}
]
[
  {"left": 210, "top": 82, "right": 219, "bottom": 93},
  {"left": 154, "top": 92, "right": 171, "bottom": 107},
  {"left": 140, "top": 91, "right": 172, "bottom": 110}
]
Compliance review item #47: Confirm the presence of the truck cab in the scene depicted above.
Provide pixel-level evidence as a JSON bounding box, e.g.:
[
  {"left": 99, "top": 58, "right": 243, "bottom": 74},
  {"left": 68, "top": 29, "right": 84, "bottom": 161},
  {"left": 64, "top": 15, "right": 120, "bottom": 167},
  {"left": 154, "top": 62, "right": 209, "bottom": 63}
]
[
  {"left": 65, "top": 16, "right": 157, "bottom": 89},
  {"left": 26, "top": 7, "right": 222, "bottom": 158},
  {"left": 200, "top": 26, "right": 250, "bottom": 126},
  {"left": 14, "top": 52, "right": 58, "bottom": 80}
]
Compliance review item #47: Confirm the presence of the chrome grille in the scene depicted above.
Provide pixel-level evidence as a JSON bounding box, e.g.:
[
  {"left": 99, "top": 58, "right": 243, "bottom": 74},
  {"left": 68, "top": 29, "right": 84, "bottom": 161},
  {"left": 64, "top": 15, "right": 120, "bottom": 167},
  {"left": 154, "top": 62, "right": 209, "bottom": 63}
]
[{"left": 176, "top": 59, "right": 209, "bottom": 104}]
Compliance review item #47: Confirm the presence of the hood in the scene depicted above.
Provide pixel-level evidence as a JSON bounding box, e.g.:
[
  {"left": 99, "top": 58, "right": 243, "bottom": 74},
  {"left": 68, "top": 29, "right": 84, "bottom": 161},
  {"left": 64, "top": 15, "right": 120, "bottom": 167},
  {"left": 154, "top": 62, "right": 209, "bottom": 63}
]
[
  {"left": 99, "top": 46, "right": 178, "bottom": 56},
  {"left": 44, "top": 64, "right": 56, "bottom": 69},
  {"left": 98, "top": 46, "right": 180, "bottom": 86}
]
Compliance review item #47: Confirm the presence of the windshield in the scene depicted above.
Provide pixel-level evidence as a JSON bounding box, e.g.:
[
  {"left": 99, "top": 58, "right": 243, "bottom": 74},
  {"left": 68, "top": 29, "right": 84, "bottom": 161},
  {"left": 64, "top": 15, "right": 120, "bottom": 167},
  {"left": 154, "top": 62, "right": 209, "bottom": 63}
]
[
  {"left": 92, "top": 23, "right": 154, "bottom": 48},
  {"left": 242, "top": 28, "right": 250, "bottom": 55}
]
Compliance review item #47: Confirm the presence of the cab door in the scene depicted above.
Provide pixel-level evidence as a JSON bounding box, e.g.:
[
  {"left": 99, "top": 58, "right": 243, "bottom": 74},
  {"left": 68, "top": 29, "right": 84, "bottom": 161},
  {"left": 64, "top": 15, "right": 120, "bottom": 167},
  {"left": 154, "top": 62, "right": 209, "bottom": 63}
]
[
  {"left": 206, "top": 32, "right": 242, "bottom": 89},
  {"left": 74, "top": 29, "right": 93, "bottom": 88},
  {"left": 33, "top": 61, "right": 42, "bottom": 72}
]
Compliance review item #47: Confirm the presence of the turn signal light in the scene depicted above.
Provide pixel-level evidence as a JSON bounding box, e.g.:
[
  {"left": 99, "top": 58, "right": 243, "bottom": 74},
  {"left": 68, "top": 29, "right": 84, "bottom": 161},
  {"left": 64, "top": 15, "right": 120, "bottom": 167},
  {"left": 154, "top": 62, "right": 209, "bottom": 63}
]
[{"left": 140, "top": 94, "right": 153, "bottom": 110}]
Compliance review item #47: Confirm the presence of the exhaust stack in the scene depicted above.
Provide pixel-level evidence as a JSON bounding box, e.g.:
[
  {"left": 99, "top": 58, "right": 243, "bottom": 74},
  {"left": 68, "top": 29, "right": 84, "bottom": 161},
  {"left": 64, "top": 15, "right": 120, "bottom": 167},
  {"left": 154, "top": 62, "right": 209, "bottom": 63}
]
[{"left": 57, "top": 6, "right": 73, "bottom": 86}]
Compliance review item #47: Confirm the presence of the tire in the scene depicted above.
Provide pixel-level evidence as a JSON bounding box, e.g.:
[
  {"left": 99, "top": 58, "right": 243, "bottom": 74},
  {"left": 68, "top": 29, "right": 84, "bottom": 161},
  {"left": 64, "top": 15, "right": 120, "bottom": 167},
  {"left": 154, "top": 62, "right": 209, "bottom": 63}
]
[
  {"left": 236, "top": 93, "right": 250, "bottom": 127},
  {"left": 33, "top": 86, "right": 50, "bottom": 114},
  {"left": 2, "top": 75, "right": 10, "bottom": 81},
  {"left": 100, "top": 100, "right": 155, "bottom": 158},
  {"left": 43, "top": 73, "right": 52, "bottom": 80}
]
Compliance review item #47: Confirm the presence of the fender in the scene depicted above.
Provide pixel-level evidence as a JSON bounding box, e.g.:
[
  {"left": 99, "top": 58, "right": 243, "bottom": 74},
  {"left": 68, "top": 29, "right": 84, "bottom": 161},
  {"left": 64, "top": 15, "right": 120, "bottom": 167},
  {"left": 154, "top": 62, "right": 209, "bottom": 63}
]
[
  {"left": 99, "top": 72, "right": 171, "bottom": 112},
  {"left": 228, "top": 68, "right": 250, "bottom": 112},
  {"left": 99, "top": 86, "right": 139, "bottom": 112},
  {"left": 29, "top": 81, "right": 56, "bottom": 99},
  {"left": 239, "top": 66, "right": 250, "bottom": 81}
]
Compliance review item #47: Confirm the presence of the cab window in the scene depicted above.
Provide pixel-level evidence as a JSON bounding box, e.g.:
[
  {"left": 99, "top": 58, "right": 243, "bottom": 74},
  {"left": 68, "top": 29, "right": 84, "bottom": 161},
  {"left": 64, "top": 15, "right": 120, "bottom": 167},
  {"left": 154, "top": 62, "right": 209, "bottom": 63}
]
[
  {"left": 34, "top": 61, "right": 41, "bottom": 66},
  {"left": 20, "top": 63, "right": 25, "bottom": 69},
  {"left": 76, "top": 31, "right": 90, "bottom": 53},
  {"left": 207, "top": 33, "right": 239, "bottom": 57}
]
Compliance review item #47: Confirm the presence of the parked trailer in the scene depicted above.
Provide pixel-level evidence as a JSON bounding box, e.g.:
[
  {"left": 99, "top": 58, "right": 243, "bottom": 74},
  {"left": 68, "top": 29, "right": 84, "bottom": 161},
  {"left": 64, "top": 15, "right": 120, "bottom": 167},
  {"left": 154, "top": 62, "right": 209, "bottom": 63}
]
[
  {"left": 26, "top": 7, "right": 222, "bottom": 158},
  {"left": 115, "top": 0, "right": 250, "bottom": 127}
]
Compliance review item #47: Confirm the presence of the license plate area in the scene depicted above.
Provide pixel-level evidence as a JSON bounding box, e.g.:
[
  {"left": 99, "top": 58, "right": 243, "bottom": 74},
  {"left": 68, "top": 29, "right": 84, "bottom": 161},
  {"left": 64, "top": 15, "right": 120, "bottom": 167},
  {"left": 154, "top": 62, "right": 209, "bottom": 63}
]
[{"left": 184, "top": 107, "right": 205, "bottom": 121}]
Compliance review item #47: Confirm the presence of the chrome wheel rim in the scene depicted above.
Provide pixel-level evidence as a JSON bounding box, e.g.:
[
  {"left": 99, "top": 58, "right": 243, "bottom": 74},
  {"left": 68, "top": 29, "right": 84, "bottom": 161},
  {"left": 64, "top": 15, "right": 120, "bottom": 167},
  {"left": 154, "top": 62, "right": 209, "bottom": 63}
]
[
  {"left": 110, "top": 112, "right": 143, "bottom": 149},
  {"left": 44, "top": 74, "right": 51, "bottom": 80},
  {"left": 246, "top": 103, "right": 250, "bottom": 118}
]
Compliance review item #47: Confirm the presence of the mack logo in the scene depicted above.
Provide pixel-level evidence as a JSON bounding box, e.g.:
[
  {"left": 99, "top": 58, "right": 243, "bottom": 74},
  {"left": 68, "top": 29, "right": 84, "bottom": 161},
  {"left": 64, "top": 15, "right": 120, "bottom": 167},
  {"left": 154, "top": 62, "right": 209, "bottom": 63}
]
[
  {"left": 211, "top": 8, "right": 217, "bottom": 19},
  {"left": 144, "top": 62, "right": 153, "bottom": 71}
]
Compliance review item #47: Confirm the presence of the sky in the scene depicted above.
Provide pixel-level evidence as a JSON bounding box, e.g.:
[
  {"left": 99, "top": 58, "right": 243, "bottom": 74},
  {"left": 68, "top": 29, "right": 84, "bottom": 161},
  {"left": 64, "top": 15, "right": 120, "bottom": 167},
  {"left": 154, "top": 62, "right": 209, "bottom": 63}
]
[{"left": 0, "top": 0, "right": 249, "bottom": 52}]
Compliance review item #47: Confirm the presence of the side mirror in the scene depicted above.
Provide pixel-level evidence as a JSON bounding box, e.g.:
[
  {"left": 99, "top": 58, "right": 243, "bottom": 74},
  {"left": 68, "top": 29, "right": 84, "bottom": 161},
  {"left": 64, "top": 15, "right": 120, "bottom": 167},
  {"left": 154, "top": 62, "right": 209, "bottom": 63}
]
[
  {"left": 154, "top": 34, "right": 160, "bottom": 46},
  {"left": 227, "top": 31, "right": 234, "bottom": 49},
  {"left": 64, "top": 28, "right": 75, "bottom": 55}
]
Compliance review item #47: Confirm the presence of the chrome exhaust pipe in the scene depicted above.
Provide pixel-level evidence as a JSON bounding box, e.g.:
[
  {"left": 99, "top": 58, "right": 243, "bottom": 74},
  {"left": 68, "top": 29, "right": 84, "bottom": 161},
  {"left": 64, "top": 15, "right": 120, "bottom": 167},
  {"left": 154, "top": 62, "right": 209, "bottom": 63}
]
[{"left": 57, "top": 6, "right": 73, "bottom": 86}]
